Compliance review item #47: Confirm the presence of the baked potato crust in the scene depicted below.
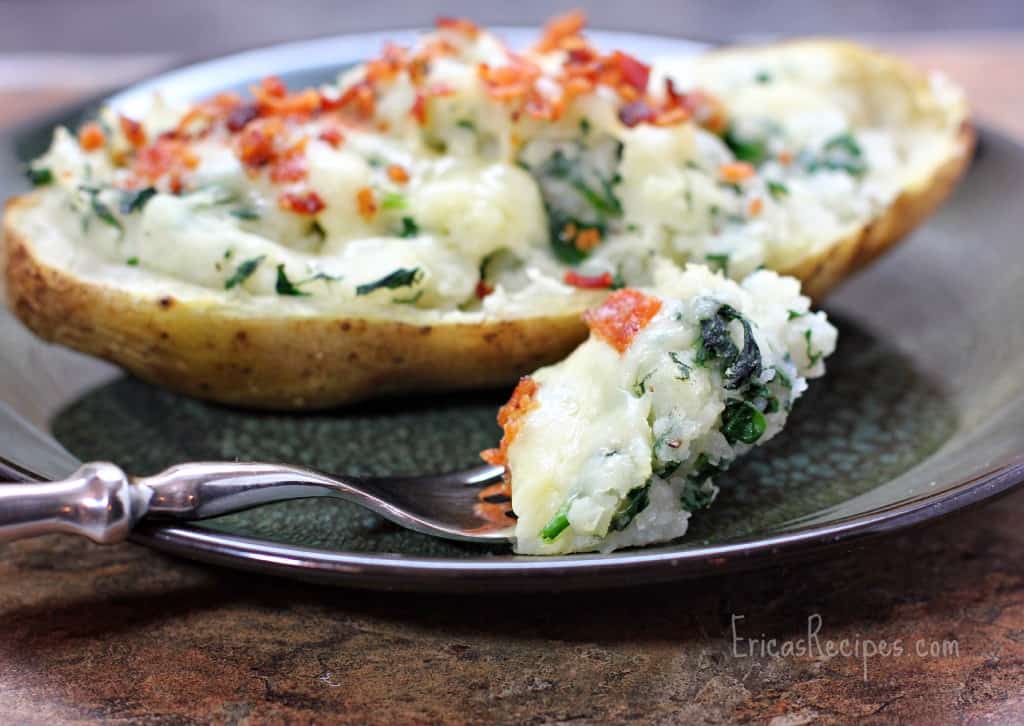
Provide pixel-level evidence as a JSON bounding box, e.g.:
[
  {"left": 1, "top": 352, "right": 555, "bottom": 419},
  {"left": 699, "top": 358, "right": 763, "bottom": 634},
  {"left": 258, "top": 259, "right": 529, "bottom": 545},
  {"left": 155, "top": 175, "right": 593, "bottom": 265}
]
[{"left": 1, "top": 40, "right": 974, "bottom": 409}]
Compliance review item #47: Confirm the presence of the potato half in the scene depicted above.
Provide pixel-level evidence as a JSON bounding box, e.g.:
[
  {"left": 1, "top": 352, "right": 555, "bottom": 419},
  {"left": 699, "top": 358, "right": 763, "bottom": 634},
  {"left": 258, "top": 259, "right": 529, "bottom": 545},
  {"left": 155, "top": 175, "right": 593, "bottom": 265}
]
[{"left": 2, "top": 40, "right": 973, "bottom": 409}]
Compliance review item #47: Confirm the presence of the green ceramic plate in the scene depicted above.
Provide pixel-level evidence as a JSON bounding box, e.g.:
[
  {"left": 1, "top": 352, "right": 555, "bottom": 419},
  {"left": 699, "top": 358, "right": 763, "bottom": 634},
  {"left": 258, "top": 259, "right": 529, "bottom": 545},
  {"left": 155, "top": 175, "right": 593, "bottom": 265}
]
[{"left": 1, "top": 30, "right": 1021, "bottom": 591}]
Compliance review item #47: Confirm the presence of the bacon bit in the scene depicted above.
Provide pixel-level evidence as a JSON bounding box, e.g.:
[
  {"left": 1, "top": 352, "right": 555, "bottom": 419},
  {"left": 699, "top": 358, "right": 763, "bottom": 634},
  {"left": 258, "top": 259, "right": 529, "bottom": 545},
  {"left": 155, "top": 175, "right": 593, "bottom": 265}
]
[
  {"left": 436, "top": 16, "right": 480, "bottom": 36},
  {"left": 748, "top": 197, "right": 764, "bottom": 216},
  {"left": 652, "top": 106, "right": 689, "bottom": 126},
  {"left": 355, "top": 187, "right": 377, "bottom": 221},
  {"left": 318, "top": 127, "right": 345, "bottom": 148},
  {"left": 564, "top": 270, "right": 614, "bottom": 289},
  {"left": 118, "top": 114, "right": 147, "bottom": 148},
  {"left": 78, "top": 122, "right": 106, "bottom": 151},
  {"left": 365, "top": 42, "right": 409, "bottom": 84},
  {"left": 534, "top": 9, "right": 587, "bottom": 53},
  {"left": 323, "top": 80, "right": 375, "bottom": 120},
  {"left": 619, "top": 100, "right": 656, "bottom": 127},
  {"left": 610, "top": 51, "right": 650, "bottom": 93},
  {"left": 480, "top": 377, "right": 540, "bottom": 474},
  {"left": 473, "top": 480, "right": 514, "bottom": 528},
  {"left": 574, "top": 228, "right": 602, "bottom": 252},
  {"left": 128, "top": 136, "right": 198, "bottom": 189},
  {"left": 279, "top": 190, "right": 325, "bottom": 215},
  {"left": 259, "top": 76, "right": 288, "bottom": 98},
  {"left": 236, "top": 118, "right": 283, "bottom": 168},
  {"left": 269, "top": 154, "right": 307, "bottom": 183},
  {"left": 386, "top": 164, "right": 410, "bottom": 184},
  {"left": 226, "top": 103, "right": 260, "bottom": 132},
  {"left": 583, "top": 289, "right": 663, "bottom": 353},
  {"left": 253, "top": 80, "right": 322, "bottom": 118},
  {"left": 475, "top": 280, "right": 494, "bottom": 299},
  {"left": 720, "top": 161, "right": 756, "bottom": 183},
  {"left": 778, "top": 149, "right": 794, "bottom": 165},
  {"left": 410, "top": 92, "right": 427, "bottom": 125},
  {"left": 479, "top": 56, "right": 542, "bottom": 105},
  {"left": 427, "top": 82, "right": 457, "bottom": 97}
]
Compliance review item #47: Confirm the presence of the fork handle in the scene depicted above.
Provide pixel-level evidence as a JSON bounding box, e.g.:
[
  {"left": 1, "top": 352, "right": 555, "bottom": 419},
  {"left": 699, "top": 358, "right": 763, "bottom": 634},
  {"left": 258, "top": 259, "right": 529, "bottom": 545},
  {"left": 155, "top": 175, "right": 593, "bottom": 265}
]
[{"left": 0, "top": 463, "right": 143, "bottom": 544}]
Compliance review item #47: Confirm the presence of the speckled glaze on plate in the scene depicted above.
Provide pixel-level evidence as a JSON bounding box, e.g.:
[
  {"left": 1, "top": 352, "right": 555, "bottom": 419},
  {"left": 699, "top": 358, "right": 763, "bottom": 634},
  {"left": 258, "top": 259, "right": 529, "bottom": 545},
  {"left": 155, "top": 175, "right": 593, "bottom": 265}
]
[{"left": 1, "top": 30, "right": 1021, "bottom": 591}]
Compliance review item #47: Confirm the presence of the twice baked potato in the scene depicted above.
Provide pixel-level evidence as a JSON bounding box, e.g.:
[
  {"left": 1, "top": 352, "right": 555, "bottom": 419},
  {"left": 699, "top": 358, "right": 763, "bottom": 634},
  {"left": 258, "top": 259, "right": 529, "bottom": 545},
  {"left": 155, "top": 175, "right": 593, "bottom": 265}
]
[{"left": 2, "top": 14, "right": 972, "bottom": 409}]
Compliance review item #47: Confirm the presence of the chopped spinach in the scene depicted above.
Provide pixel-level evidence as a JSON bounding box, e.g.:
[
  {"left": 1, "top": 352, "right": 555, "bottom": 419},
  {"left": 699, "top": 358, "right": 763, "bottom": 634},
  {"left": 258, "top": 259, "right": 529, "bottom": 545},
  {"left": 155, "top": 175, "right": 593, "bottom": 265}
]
[
  {"left": 579, "top": 117, "right": 592, "bottom": 135},
  {"left": 539, "top": 502, "right": 571, "bottom": 542},
  {"left": 25, "top": 166, "right": 53, "bottom": 187},
  {"left": 695, "top": 304, "right": 762, "bottom": 390},
  {"left": 275, "top": 265, "right": 310, "bottom": 296},
  {"left": 804, "top": 329, "right": 822, "bottom": 366},
  {"left": 723, "top": 126, "right": 768, "bottom": 165},
  {"left": 381, "top": 191, "right": 406, "bottom": 210},
  {"left": 125, "top": 257, "right": 139, "bottom": 266},
  {"left": 225, "top": 255, "right": 266, "bottom": 290},
  {"left": 668, "top": 352, "right": 691, "bottom": 381},
  {"left": 355, "top": 267, "right": 422, "bottom": 296},
  {"left": 803, "top": 132, "right": 867, "bottom": 177},
  {"left": 609, "top": 480, "right": 652, "bottom": 532},
  {"left": 681, "top": 477, "right": 717, "bottom": 511},
  {"left": 754, "top": 70, "right": 773, "bottom": 84},
  {"left": 632, "top": 370, "right": 655, "bottom": 397},
  {"left": 230, "top": 208, "right": 261, "bottom": 221},
  {"left": 79, "top": 186, "right": 123, "bottom": 238},
  {"left": 398, "top": 216, "right": 419, "bottom": 238},
  {"left": 456, "top": 118, "right": 476, "bottom": 131},
  {"left": 766, "top": 180, "right": 789, "bottom": 200},
  {"left": 720, "top": 399, "right": 767, "bottom": 444},
  {"left": 787, "top": 309, "right": 805, "bottom": 320},
  {"left": 705, "top": 253, "right": 730, "bottom": 275},
  {"left": 119, "top": 187, "right": 157, "bottom": 214}
]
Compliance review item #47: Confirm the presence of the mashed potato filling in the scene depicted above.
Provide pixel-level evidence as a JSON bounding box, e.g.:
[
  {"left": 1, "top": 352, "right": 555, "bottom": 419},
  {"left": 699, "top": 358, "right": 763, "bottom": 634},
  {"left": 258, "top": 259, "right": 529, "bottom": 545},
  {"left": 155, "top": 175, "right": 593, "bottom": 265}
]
[
  {"left": 20, "top": 13, "right": 966, "bottom": 318},
  {"left": 497, "top": 263, "right": 836, "bottom": 554}
]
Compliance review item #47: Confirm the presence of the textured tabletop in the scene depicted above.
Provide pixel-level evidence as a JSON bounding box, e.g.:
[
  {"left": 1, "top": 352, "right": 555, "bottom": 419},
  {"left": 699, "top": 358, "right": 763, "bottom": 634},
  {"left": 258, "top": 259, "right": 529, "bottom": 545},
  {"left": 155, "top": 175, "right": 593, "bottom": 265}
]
[{"left": 1, "top": 25, "right": 1023, "bottom": 725}]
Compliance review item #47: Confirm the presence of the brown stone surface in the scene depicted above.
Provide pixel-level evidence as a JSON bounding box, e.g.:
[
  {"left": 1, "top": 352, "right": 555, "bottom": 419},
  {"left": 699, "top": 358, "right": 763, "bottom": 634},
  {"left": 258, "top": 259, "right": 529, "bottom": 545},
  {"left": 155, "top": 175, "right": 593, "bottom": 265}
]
[
  {"left": 2, "top": 35, "right": 1024, "bottom": 725},
  {"left": 0, "top": 490, "right": 1023, "bottom": 723}
]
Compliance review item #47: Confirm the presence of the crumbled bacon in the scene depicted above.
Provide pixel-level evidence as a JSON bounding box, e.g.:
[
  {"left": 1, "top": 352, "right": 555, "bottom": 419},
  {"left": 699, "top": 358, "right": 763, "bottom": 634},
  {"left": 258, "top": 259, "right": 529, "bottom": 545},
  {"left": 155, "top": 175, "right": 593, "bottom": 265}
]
[
  {"left": 365, "top": 43, "right": 409, "bottom": 83},
  {"left": 225, "top": 103, "right": 260, "bottom": 132},
  {"left": 410, "top": 92, "right": 427, "bottom": 125},
  {"left": 269, "top": 139, "right": 309, "bottom": 183},
  {"left": 78, "top": 122, "right": 106, "bottom": 151},
  {"left": 534, "top": 10, "right": 586, "bottom": 53},
  {"left": 480, "top": 376, "right": 540, "bottom": 474},
  {"left": 279, "top": 190, "right": 325, "bottom": 215},
  {"left": 386, "top": 164, "right": 410, "bottom": 184},
  {"left": 564, "top": 270, "right": 614, "bottom": 289},
  {"left": 436, "top": 16, "right": 480, "bottom": 36},
  {"left": 619, "top": 100, "right": 656, "bottom": 127},
  {"left": 127, "top": 135, "right": 198, "bottom": 191},
  {"left": 318, "top": 127, "right": 345, "bottom": 148},
  {"left": 609, "top": 51, "right": 650, "bottom": 93},
  {"left": 253, "top": 76, "right": 321, "bottom": 118},
  {"left": 322, "top": 80, "right": 375, "bottom": 120},
  {"left": 236, "top": 118, "right": 283, "bottom": 168},
  {"left": 583, "top": 289, "right": 663, "bottom": 353},
  {"left": 355, "top": 187, "right": 377, "bottom": 220},
  {"left": 118, "top": 114, "right": 147, "bottom": 148},
  {"left": 475, "top": 280, "right": 494, "bottom": 299},
  {"left": 719, "top": 161, "right": 756, "bottom": 183}
]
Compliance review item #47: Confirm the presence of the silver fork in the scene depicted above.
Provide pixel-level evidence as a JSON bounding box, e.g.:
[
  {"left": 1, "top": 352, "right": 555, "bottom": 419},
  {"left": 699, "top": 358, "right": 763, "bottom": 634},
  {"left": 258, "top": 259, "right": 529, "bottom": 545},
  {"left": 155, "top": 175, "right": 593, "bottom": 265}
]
[{"left": 0, "top": 461, "right": 514, "bottom": 545}]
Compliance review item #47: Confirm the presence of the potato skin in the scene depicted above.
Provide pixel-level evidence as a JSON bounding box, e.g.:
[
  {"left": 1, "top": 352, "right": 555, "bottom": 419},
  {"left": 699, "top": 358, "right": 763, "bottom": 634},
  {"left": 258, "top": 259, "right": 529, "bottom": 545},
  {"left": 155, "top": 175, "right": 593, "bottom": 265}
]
[
  {"left": 781, "top": 120, "right": 974, "bottom": 300},
  {"left": 2, "top": 203, "right": 588, "bottom": 409},
  {"left": 1, "top": 40, "right": 974, "bottom": 409}
]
